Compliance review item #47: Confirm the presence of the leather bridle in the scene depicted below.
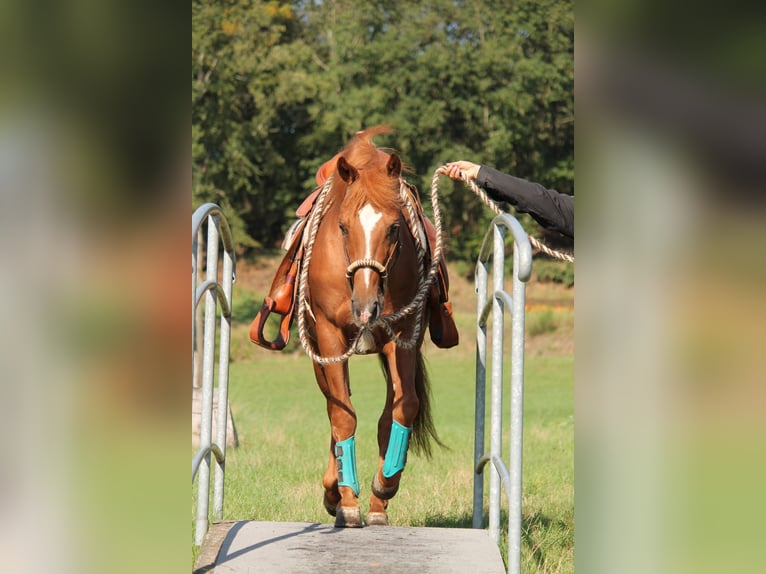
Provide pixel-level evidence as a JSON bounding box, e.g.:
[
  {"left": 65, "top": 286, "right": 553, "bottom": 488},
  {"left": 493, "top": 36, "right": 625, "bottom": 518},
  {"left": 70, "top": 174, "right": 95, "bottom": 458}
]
[{"left": 344, "top": 236, "right": 401, "bottom": 292}]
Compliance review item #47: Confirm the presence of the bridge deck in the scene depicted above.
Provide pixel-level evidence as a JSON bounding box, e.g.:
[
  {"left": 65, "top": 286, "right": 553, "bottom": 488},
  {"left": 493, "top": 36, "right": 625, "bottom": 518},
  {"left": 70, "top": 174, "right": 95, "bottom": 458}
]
[{"left": 195, "top": 520, "right": 506, "bottom": 573}]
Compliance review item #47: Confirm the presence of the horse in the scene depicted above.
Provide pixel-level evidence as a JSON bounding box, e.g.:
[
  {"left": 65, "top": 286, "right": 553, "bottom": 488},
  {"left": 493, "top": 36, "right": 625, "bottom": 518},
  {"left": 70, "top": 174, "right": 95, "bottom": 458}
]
[{"left": 299, "top": 126, "right": 441, "bottom": 527}]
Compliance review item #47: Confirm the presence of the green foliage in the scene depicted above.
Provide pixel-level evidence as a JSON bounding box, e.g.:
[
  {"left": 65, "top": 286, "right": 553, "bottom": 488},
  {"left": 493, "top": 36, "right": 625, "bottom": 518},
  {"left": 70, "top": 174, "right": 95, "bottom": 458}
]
[
  {"left": 230, "top": 285, "right": 263, "bottom": 325},
  {"left": 535, "top": 259, "right": 575, "bottom": 287},
  {"left": 193, "top": 0, "right": 573, "bottom": 258},
  {"left": 527, "top": 309, "right": 558, "bottom": 336}
]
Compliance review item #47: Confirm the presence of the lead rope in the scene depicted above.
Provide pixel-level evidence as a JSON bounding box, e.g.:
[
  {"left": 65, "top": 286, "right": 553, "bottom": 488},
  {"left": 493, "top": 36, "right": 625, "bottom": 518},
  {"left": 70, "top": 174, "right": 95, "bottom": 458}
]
[
  {"left": 297, "top": 176, "right": 362, "bottom": 365},
  {"left": 460, "top": 172, "right": 574, "bottom": 263},
  {"left": 297, "top": 166, "right": 572, "bottom": 363},
  {"left": 296, "top": 171, "right": 444, "bottom": 364}
]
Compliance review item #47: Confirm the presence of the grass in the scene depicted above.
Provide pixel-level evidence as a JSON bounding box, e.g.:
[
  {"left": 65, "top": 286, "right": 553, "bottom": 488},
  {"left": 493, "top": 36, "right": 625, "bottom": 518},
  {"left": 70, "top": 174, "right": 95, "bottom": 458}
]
[
  {"left": 527, "top": 309, "right": 558, "bottom": 337},
  {"left": 194, "top": 345, "right": 573, "bottom": 572},
  {"left": 194, "top": 258, "right": 573, "bottom": 572}
]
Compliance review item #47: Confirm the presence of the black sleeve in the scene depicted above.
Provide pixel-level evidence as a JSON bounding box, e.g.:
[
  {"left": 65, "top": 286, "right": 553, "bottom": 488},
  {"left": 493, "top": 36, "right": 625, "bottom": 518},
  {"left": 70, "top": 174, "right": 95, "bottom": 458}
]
[{"left": 476, "top": 166, "right": 574, "bottom": 238}]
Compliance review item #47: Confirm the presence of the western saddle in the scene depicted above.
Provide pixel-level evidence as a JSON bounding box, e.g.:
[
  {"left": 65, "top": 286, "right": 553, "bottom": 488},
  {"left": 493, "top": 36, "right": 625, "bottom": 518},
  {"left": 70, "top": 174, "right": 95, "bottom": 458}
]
[{"left": 249, "top": 155, "right": 458, "bottom": 352}]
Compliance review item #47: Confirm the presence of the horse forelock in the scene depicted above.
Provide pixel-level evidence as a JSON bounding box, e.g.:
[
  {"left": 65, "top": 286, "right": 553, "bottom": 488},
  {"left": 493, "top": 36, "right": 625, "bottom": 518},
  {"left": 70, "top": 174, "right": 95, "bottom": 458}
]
[
  {"left": 337, "top": 127, "right": 402, "bottom": 214},
  {"left": 344, "top": 166, "right": 403, "bottom": 215},
  {"left": 342, "top": 127, "right": 390, "bottom": 171}
]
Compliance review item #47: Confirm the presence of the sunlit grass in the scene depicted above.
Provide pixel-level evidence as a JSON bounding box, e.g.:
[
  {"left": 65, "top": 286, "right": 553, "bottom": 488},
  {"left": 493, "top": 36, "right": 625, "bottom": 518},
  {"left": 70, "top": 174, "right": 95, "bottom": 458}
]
[{"left": 195, "top": 348, "right": 573, "bottom": 573}]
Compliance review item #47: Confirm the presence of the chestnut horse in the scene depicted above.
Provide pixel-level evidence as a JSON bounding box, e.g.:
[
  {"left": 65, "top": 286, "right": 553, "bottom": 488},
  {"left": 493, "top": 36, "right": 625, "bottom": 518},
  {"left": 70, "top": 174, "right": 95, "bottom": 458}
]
[{"left": 299, "top": 127, "right": 441, "bottom": 527}]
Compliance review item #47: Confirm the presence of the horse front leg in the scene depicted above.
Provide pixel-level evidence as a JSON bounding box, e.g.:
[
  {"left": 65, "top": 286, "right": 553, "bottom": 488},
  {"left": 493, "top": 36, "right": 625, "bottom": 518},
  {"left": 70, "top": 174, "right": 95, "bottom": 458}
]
[
  {"left": 311, "top": 336, "right": 362, "bottom": 527},
  {"left": 367, "top": 343, "right": 418, "bottom": 526}
]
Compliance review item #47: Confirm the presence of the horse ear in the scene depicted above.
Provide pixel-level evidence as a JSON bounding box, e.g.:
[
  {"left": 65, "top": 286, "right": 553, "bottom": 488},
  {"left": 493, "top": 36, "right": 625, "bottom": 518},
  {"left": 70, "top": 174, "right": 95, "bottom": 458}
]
[
  {"left": 337, "top": 156, "right": 358, "bottom": 183},
  {"left": 386, "top": 153, "right": 402, "bottom": 178}
]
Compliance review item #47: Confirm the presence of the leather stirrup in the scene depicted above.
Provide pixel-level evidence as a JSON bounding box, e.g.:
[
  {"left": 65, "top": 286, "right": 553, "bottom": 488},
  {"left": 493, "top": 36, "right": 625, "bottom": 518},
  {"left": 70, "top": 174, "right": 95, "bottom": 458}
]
[
  {"left": 249, "top": 296, "right": 294, "bottom": 351},
  {"left": 249, "top": 258, "right": 300, "bottom": 351}
]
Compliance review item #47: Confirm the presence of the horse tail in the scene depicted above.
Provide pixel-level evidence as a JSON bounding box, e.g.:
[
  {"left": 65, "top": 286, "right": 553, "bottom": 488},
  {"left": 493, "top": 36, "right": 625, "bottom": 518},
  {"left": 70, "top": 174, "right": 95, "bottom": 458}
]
[{"left": 411, "top": 350, "right": 446, "bottom": 457}]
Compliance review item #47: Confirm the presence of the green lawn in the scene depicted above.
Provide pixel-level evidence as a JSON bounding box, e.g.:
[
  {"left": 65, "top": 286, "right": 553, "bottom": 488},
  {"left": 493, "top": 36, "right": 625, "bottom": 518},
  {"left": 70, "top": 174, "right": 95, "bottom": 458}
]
[{"left": 197, "top": 342, "right": 573, "bottom": 573}]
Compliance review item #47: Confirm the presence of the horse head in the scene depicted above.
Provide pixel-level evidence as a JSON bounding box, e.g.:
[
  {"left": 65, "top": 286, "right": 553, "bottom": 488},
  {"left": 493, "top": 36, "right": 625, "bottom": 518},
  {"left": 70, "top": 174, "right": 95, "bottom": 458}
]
[{"left": 336, "top": 153, "right": 403, "bottom": 328}]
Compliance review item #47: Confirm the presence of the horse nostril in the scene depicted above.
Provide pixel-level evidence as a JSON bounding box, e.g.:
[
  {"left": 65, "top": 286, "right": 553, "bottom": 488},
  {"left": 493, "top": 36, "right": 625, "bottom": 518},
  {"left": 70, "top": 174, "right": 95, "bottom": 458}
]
[{"left": 369, "top": 301, "right": 380, "bottom": 322}]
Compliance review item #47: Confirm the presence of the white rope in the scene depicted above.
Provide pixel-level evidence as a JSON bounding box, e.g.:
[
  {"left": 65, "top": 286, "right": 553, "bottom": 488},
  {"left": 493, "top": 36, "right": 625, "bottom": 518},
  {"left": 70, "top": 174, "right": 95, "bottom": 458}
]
[
  {"left": 296, "top": 176, "right": 362, "bottom": 364},
  {"left": 296, "top": 165, "right": 572, "bottom": 363},
  {"left": 296, "top": 175, "right": 442, "bottom": 363}
]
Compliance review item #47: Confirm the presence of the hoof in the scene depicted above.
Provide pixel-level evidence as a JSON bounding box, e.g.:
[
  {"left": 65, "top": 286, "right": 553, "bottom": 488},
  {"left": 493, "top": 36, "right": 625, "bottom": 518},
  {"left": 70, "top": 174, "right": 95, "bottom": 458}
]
[
  {"left": 323, "top": 494, "right": 337, "bottom": 517},
  {"left": 334, "top": 506, "right": 363, "bottom": 528},
  {"left": 365, "top": 511, "right": 388, "bottom": 526},
  {"left": 371, "top": 473, "right": 399, "bottom": 500}
]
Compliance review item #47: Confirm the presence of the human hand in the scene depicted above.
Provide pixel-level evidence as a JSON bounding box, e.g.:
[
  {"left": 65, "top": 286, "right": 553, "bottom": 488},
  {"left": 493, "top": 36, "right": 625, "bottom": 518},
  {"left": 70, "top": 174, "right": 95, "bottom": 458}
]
[{"left": 439, "top": 161, "right": 480, "bottom": 181}]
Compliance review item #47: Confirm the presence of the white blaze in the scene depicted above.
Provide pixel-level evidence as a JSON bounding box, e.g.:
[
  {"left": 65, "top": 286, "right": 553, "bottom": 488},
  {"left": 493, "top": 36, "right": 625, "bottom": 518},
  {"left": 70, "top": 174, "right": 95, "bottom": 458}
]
[
  {"left": 358, "top": 203, "right": 383, "bottom": 256},
  {"left": 357, "top": 203, "right": 383, "bottom": 289}
]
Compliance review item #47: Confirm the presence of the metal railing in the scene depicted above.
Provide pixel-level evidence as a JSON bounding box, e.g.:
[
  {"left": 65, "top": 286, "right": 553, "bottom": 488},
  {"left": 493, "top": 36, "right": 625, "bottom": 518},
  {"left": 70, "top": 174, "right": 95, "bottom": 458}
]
[
  {"left": 473, "top": 213, "right": 532, "bottom": 574},
  {"left": 192, "top": 203, "right": 236, "bottom": 546}
]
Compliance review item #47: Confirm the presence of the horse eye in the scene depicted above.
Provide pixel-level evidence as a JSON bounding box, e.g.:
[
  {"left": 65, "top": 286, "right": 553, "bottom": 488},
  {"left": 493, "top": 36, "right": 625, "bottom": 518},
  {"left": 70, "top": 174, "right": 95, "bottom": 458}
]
[
  {"left": 388, "top": 223, "right": 400, "bottom": 239},
  {"left": 339, "top": 222, "right": 349, "bottom": 236}
]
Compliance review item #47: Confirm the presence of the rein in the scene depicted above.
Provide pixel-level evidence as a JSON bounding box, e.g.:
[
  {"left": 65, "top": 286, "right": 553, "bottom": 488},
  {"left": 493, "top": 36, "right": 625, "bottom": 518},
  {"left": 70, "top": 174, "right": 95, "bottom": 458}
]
[
  {"left": 296, "top": 165, "right": 573, "bottom": 364},
  {"left": 297, "top": 172, "right": 443, "bottom": 365}
]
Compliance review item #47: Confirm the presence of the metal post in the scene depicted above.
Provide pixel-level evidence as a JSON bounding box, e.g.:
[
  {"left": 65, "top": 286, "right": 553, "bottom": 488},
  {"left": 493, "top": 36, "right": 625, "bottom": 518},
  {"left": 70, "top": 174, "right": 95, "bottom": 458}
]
[
  {"left": 192, "top": 204, "right": 237, "bottom": 547},
  {"left": 508, "top": 240, "right": 527, "bottom": 574},
  {"left": 213, "top": 245, "right": 233, "bottom": 520},
  {"left": 195, "top": 216, "right": 220, "bottom": 546},
  {"left": 473, "top": 213, "right": 532, "bottom": 573},
  {"left": 193, "top": 230, "right": 204, "bottom": 389},
  {"left": 192, "top": 228, "right": 199, "bottom": 375},
  {"left": 473, "top": 259, "right": 488, "bottom": 529},
  {"left": 488, "top": 224, "right": 505, "bottom": 544}
]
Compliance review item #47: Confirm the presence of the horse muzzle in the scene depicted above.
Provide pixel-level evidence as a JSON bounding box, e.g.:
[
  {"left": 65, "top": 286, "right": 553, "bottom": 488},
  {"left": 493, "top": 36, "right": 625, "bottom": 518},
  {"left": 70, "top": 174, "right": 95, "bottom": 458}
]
[
  {"left": 352, "top": 297, "right": 382, "bottom": 326},
  {"left": 347, "top": 258, "right": 388, "bottom": 327}
]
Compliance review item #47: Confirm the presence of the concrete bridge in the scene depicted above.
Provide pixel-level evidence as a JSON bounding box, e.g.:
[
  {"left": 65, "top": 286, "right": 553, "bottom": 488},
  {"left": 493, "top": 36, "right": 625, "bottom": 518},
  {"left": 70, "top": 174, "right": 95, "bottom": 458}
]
[{"left": 194, "top": 520, "right": 505, "bottom": 573}]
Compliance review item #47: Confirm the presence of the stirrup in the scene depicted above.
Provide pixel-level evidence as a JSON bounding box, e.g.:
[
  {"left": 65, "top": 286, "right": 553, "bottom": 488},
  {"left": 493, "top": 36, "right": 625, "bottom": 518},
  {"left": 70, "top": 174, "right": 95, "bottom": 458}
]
[
  {"left": 249, "top": 296, "right": 293, "bottom": 351},
  {"left": 249, "top": 257, "right": 300, "bottom": 351}
]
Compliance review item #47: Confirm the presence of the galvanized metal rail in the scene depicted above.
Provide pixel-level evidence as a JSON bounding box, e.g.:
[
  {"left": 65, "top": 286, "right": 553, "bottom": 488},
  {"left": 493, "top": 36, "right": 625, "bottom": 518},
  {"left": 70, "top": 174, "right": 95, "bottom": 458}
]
[
  {"left": 192, "top": 203, "right": 236, "bottom": 546},
  {"left": 473, "top": 213, "right": 532, "bottom": 574}
]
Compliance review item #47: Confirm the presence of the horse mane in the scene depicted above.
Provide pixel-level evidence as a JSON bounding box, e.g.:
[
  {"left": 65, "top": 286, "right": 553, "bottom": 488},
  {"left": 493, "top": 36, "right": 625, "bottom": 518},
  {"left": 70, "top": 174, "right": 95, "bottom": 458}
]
[{"left": 337, "top": 125, "right": 404, "bottom": 214}]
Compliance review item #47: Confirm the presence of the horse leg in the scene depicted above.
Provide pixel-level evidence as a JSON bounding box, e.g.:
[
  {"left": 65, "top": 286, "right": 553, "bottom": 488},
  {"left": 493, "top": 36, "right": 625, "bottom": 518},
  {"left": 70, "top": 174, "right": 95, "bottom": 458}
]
[
  {"left": 366, "top": 365, "right": 394, "bottom": 526},
  {"left": 311, "top": 349, "right": 362, "bottom": 527},
  {"left": 367, "top": 344, "right": 418, "bottom": 526}
]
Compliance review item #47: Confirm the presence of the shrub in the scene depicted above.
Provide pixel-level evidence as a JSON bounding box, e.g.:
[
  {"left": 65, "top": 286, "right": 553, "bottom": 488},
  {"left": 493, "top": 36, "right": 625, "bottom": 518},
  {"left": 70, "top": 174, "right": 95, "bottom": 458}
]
[
  {"left": 535, "top": 260, "right": 574, "bottom": 288},
  {"left": 527, "top": 309, "right": 557, "bottom": 337}
]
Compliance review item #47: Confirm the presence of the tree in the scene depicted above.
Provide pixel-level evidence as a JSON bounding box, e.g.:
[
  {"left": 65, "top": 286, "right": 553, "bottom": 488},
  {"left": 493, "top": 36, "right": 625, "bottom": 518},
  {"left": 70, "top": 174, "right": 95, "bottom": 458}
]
[
  {"left": 193, "top": 0, "right": 317, "bottom": 248},
  {"left": 192, "top": 0, "right": 573, "bottom": 259}
]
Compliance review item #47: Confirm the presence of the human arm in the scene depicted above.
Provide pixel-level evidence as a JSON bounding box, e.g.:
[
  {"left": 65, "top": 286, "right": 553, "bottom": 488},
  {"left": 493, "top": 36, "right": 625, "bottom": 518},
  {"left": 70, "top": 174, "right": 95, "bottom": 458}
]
[{"left": 440, "top": 161, "right": 574, "bottom": 238}]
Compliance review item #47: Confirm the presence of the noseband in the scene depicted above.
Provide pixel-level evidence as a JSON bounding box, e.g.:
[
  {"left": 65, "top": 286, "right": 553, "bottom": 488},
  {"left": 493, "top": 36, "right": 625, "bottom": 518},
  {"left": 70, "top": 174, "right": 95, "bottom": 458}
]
[
  {"left": 345, "top": 258, "right": 388, "bottom": 281},
  {"left": 344, "top": 240, "right": 400, "bottom": 289}
]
